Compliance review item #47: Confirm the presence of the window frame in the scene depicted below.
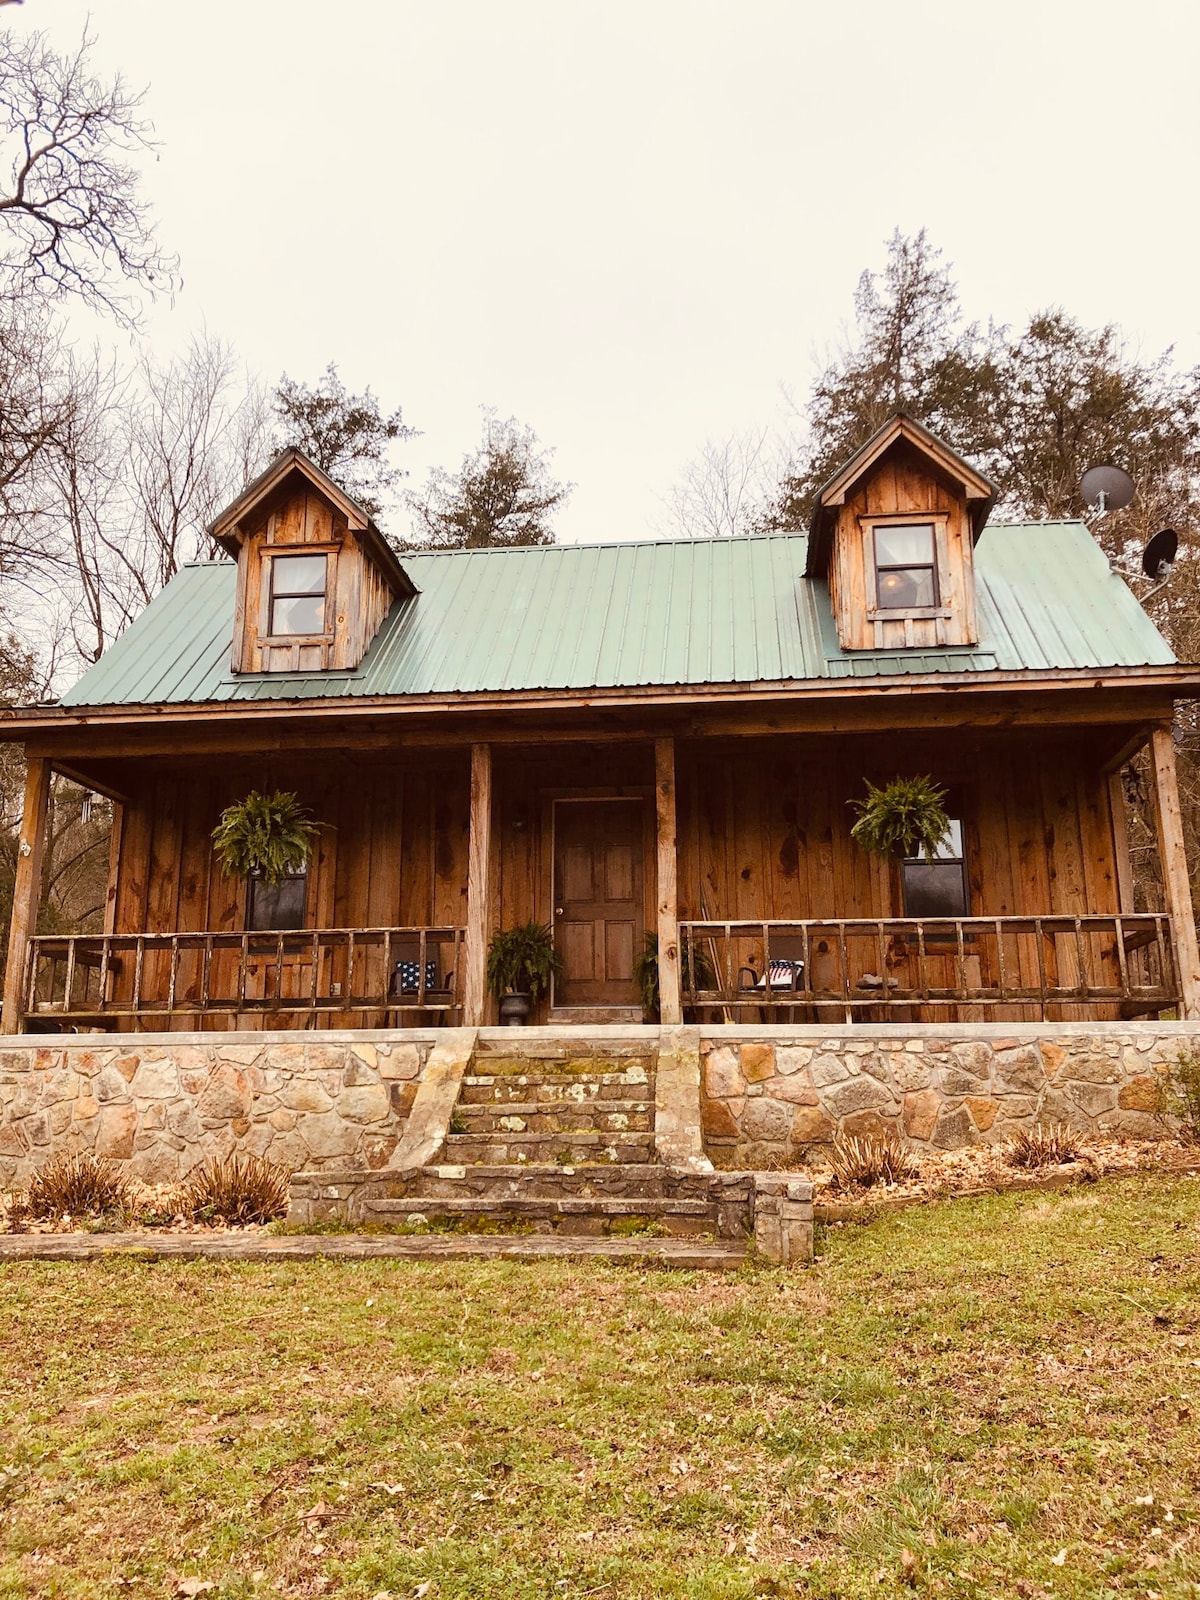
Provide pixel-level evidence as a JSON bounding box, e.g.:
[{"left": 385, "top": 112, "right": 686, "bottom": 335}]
[
  {"left": 246, "top": 869, "right": 310, "bottom": 932},
  {"left": 899, "top": 816, "right": 971, "bottom": 921},
  {"left": 260, "top": 545, "right": 336, "bottom": 644},
  {"left": 862, "top": 512, "right": 952, "bottom": 623}
]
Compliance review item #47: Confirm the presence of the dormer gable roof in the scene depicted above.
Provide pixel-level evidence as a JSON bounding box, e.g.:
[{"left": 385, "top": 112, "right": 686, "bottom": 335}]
[
  {"left": 804, "top": 413, "right": 997, "bottom": 576},
  {"left": 209, "top": 447, "right": 416, "bottom": 598}
]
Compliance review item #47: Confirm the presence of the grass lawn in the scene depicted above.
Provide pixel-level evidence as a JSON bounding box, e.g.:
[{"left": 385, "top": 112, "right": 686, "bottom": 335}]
[{"left": 1, "top": 1174, "right": 1198, "bottom": 1600}]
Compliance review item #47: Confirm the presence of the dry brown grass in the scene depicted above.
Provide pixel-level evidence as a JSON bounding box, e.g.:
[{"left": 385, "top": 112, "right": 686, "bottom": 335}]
[
  {"left": 829, "top": 1129, "right": 920, "bottom": 1190},
  {"left": 24, "top": 1151, "right": 131, "bottom": 1220},
  {"left": 178, "top": 1153, "right": 290, "bottom": 1226},
  {"left": 1003, "top": 1122, "right": 1089, "bottom": 1170}
]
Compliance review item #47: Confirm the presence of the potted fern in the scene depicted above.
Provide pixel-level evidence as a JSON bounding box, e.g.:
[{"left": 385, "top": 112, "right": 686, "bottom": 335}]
[
  {"left": 486, "top": 921, "right": 563, "bottom": 1025},
  {"left": 633, "top": 931, "right": 715, "bottom": 1022},
  {"left": 848, "top": 775, "right": 951, "bottom": 861},
  {"left": 211, "top": 790, "right": 320, "bottom": 885}
]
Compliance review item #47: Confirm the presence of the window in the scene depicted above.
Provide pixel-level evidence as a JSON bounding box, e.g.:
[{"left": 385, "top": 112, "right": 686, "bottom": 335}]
[
  {"left": 873, "top": 522, "right": 937, "bottom": 610},
  {"left": 269, "top": 553, "right": 327, "bottom": 636},
  {"left": 901, "top": 820, "right": 968, "bottom": 918},
  {"left": 247, "top": 871, "right": 308, "bottom": 931}
]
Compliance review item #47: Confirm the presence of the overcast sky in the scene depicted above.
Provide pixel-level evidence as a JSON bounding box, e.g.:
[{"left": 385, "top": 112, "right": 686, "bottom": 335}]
[{"left": 11, "top": 0, "right": 1200, "bottom": 546}]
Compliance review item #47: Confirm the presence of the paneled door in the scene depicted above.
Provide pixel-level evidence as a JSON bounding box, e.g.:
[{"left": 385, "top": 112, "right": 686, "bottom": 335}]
[{"left": 552, "top": 799, "right": 644, "bottom": 1007}]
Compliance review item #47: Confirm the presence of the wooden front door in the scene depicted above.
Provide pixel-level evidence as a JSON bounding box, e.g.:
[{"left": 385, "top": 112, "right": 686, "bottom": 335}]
[{"left": 553, "top": 799, "right": 644, "bottom": 1007}]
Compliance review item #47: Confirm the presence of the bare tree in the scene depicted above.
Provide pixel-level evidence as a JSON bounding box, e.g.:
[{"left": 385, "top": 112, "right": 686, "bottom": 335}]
[
  {"left": 659, "top": 427, "right": 782, "bottom": 540},
  {"left": 37, "top": 334, "right": 270, "bottom": 664},
  {"left": 0, "top": 28, "right": 177, "bottom": 326}
]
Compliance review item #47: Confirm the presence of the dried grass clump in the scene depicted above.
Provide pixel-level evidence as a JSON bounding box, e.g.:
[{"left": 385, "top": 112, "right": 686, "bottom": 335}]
[
  {"left": 1170, "top": 1050, "right": 1200, "bottom": 1146},
  {"left": 1003, "top": 1122, "right": 1086, "bottom": 1169},
  {"left": 179, "top": 1154, "right": 290, "bottom": 1226},
  {"left": 25, "top": 1152, "right": 130, "bottom": 1220},
  {"left": 829, "top": 1130, "right": 920, "bottom": 1190}
]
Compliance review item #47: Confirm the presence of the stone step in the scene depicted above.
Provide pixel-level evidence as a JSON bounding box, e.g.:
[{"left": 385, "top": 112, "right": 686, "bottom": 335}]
[
  {"left": 470, "top": 1049, "right": 655, "bottom": 1077},
  {"left": 365, "top": 1194, "right": 725, "bottom": 1239},
  {"left": 0, "top": 1230, "right": 747, "bottom": 1271},
  {"left": 459, "top": 1073, "right": 654, "bottom": 1104},
  {"left": 363, "top": 1162, "right": 726, "bottom": 1199},
  {"left": 439, "top": 1130, "right": 656, "bottom": 1166},
  {"left": 453, "top": 1101, "right": 653, "bottom": 1134}
]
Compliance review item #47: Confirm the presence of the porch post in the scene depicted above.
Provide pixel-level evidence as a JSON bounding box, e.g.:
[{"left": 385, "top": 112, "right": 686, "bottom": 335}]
[
  {"left": 1148, "top": 725, "right": 1200, "bottom": 1019},
  {"left": 463, "top": 742, "right": 493, "bottom": 1026},
  {"left": 655, "top": 736, "right": 682, "bottom": 1026},
  {"left": 2, "top": 756, "right": 52, "bottom": 1034}
]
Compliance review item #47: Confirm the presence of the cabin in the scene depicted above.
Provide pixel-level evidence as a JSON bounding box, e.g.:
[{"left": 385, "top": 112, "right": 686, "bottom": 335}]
[{"left": 5, "top": 417, "right": 1200, "bottom": 1036}]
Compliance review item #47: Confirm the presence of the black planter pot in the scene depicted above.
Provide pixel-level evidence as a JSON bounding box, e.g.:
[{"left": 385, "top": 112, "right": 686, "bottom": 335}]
[{"left": 498, "top": 992, "right": 531, "bottom": 1026}]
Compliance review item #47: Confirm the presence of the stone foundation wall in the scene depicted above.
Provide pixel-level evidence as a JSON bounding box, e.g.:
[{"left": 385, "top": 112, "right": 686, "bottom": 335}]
[
  {"left": 699, "top": 1024, "right": 1191, "bottom": 1169},
  {"left": 0, "top": 1033, "right": 435, "bottom": 1187}
]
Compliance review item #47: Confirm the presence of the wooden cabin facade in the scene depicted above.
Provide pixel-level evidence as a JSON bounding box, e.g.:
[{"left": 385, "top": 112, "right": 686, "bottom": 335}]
[{"left": 5, "top": 421, "right": 1200, "bottom": 1033}]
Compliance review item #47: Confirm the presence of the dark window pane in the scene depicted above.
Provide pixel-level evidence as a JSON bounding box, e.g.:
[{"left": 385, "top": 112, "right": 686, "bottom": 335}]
[
  {"left": 876, "top": 566, "right": 935, "bottom": 608},
  {"left": 248, "top": 873, "right": 307, "bottom": 931},
  {"left": 902, "top": 861, "right": 968, "bottom": 918},
  {"left": 271, "top": 554, "right": 326, "bottom": 595},
  {"left": 875, "top": 524, "right": 933, "bottom": 566},
  {"left": 271, "top": 592, "right": 325, "bottom": 635}
]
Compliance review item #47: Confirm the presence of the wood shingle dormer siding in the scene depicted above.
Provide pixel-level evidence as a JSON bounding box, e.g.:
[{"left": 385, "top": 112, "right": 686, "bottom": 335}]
[
  {"left": 806, "top": 413, "right": 996, "bottom": 653},
  {"left": 209, "top": 449, "right": 416, "bottom": 675}
]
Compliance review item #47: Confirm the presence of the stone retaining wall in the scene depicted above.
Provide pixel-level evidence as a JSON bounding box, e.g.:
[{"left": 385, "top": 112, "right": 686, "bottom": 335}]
[
  {"left": 0, "top": 1033, "right": 435, "bottom": 1187},
  {"left": 698, "top": 1024, "right": 1192, "bottom": 1169}
]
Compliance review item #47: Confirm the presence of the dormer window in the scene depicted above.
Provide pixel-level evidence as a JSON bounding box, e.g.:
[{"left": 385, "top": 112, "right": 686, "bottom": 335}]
[
  {"left": 269, "top": 552, "right": 328, "bottom": 637},
  {"left": 212, "top": 449, "right": 416, "bottom": 675},
  {"left": 874, "top": 523, "right": 937, "bottom": 609}
]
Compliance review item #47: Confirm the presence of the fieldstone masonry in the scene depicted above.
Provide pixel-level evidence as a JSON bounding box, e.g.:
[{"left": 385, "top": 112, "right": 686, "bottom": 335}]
[
  {"left": 0, "top": 1022, "right": 1194, "bottom": 1189},
  {"left": 699, "top": 1023, "right": 1192, "bottom": 1169},
  {"left": 0, "top": 1031, "right": 434, "bottom": 1187}
]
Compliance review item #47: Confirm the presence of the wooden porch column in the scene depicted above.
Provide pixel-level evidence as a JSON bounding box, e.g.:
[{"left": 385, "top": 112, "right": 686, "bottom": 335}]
[
  {"left": 1149, "top": 725, "right": 1200, "bottom": 1019},
  {"left": 463, "top": 742, "right": 493, "bottom": 1026},
  {"left": 655, "top": 736, "right": 682, "bottom": 1026},
  {"left": 2, "top": 757, "right": 52, "bottom": 1034}
]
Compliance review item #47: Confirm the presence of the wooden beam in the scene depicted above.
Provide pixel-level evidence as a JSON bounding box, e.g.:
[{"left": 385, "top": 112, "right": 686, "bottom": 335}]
[
  {"left": 2, "top": 757, "right": 51, "bottom": 1033},
  {"left": 655, "top": 736, "right": 681, "bottom": 1026},
  {"left": 463, "top": 743, "right": 493, "bottom": 1026},
  {"left": 1107, "top": 770, "right": 1134, "bottom": 914},
  {"left": 1148, "top": 725, "right": 1200, "bottom": 1018}
]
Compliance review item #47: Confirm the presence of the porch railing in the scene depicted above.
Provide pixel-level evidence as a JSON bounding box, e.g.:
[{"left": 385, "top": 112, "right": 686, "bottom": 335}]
[
  {"left": 679, "top": 915, "right": 1178, "bottom": 1017},
  {"left": 23, "top": 926, "right": 465, "bottom": 1026}
]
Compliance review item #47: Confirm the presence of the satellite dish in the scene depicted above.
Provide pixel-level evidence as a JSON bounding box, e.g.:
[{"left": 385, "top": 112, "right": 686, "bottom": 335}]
[
  {"left": 1142, "top": 527, "right": 1178, "bottom": 580},
  {"left": 1081, "top": 463, "right": 1135, "bottom": 513}
]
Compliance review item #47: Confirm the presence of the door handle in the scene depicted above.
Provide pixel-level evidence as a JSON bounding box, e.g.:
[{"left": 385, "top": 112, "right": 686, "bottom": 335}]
[{"left": 555, "top": 906, "right": 564, "bottom": 916}]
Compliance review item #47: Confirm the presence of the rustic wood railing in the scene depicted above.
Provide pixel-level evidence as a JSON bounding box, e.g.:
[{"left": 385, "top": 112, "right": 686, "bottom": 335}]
[
  {"left": 678, "top": 915, "right": 1178, "bottom": 1017},
  {"left": 23, "top": 927, "right": 466, "bottom": 1026}
]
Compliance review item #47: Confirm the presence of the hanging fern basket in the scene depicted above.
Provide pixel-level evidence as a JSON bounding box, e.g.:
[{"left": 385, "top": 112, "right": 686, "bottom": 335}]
[
  {"left": 211, "top": 790, "right": 320, "bottom": 885},
  {"left": 848, "top": 775, "right": 951, "bottom": 862}
]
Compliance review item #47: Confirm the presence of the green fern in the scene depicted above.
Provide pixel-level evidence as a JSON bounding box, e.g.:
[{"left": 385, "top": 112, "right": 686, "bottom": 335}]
[
  {"left": 633, "top": 931, "right": 715, "bottom": 1020},
  {"left": 485, "top": 921, "right": 563, "bottom": 1001},
  {"left": 848, "top": 775, "right": 951, "bottom": 862},
  {"left": 211, "top": 790, "right": 319, "bottom": 885}
]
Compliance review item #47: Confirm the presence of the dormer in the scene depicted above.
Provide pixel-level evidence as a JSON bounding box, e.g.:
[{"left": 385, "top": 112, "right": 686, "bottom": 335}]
[
  {"left": 210, "top": 449, "right": 416, "bottom": 674},
  {"left": 805, "top": 414, "right": 996, "bottom": 652}
]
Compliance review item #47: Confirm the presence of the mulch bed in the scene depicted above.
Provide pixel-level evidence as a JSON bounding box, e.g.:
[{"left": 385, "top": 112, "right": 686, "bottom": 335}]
[{"left": 810, "top": 1136, "right": 1200, "bottom": 1222}]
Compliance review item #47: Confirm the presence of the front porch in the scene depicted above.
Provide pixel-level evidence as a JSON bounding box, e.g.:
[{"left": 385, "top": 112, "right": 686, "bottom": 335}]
[
  {"left": 21, "top": 911, "right": 1180, "bottom": 1029},
  {"left": 6, "top": 721, "right": 1200, "bottom": 1034}
]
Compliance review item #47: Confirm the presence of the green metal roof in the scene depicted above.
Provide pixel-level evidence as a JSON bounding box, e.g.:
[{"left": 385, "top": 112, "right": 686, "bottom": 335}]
[{"left": 59, "top": 520, "right": 1174, "bottom": 709}]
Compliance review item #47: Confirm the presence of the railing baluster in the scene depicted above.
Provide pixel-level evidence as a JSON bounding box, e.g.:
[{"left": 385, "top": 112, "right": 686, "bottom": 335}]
[
  {"left": 237, "top": 934, "right": 248, "bottom": 1008},
  {"left": 382, "top": 930, "right": 392, "bottom": 1008},
  {"left": 62, "top": 938, "right": 78, "bottom": 1016},
  {"left": 916, "top": 920, "right": 929, "bottom": 1003},
  {"left": 994, "top": 918, "right": 1006, "bottom": 1000},
  {"left": 201, "top": 934, "right": 213, "bottom": 1010},
  {"left": 1033, "top": 917, "right": 1048, "bottom": 1021},
  {"left": 347, "top": 931, "right": 357, "bottom": 1004},
  {"left": 837, "top": 922, "right": 849, "bottom": 1005},
  {"left": 955, "top": 921, "right": 967, "bottom": 1001},
  {"left": 1073, "top": 915, "right": 1086, "bottom": 999},
  {"left": 1113, "top": 914, "right": 1131, "bottom": 999},
  {"left": 167, "top": 937, "right": 180, "bottom": 1012},
  {"left": 133, "top": 937, "right": 145, "bottom": 1014}
]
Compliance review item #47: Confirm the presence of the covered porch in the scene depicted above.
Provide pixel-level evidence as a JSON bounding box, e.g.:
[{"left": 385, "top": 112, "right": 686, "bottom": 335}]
[{"left": 6, "top": 716, "right": 1199, "bottom": 1033}]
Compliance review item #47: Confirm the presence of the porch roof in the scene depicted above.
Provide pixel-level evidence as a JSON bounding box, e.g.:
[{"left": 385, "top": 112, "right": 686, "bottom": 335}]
[{"left": 59, "top": 519, "right": 1173, "bottom": 708}]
